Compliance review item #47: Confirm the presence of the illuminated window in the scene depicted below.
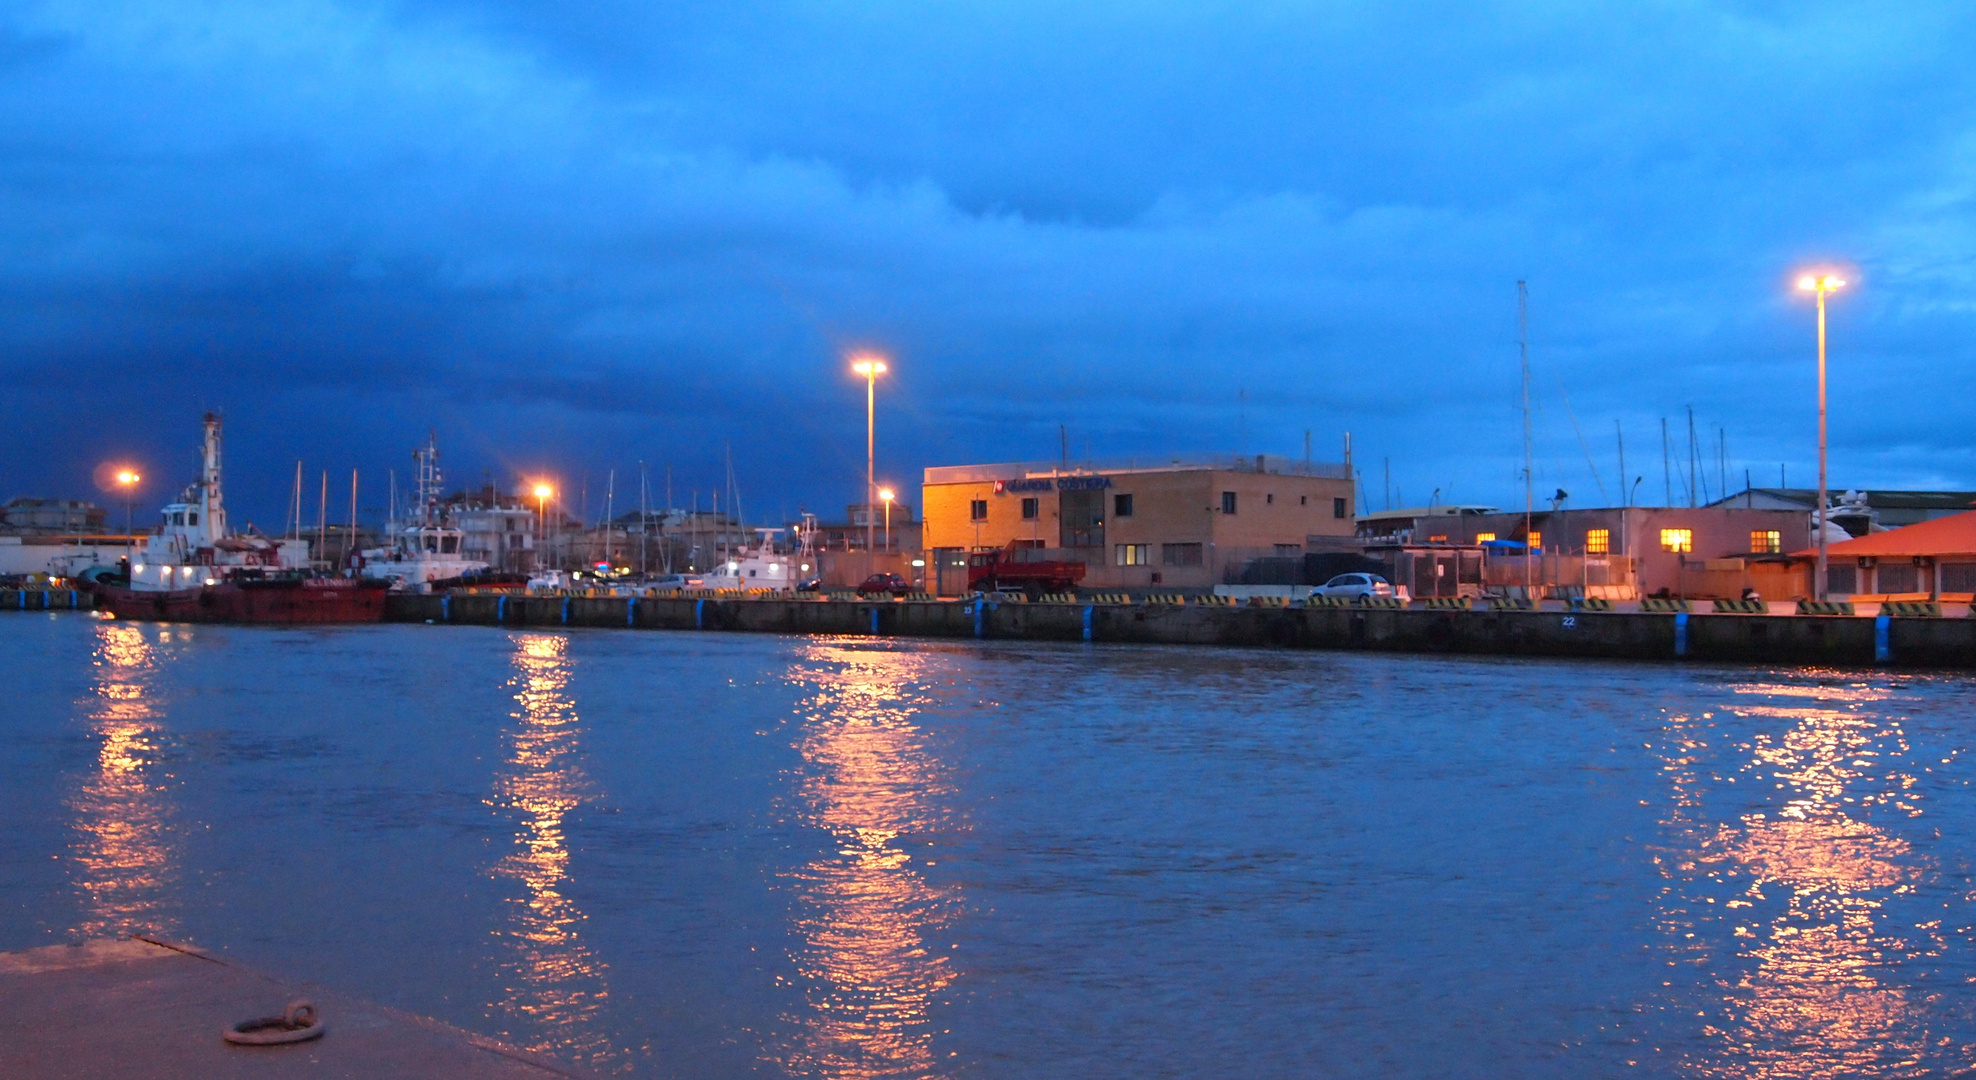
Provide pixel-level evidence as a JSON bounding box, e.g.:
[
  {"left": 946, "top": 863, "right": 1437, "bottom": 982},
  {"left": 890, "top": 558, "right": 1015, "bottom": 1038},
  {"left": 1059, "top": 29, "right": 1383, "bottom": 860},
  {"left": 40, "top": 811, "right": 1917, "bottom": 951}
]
[
  {"left": 1021, "top": 497, "right": 1039, "bottom": 520},
  {"left": 1475, "top": 532, "right": 1497, "bottom": 543},
  {"left": 1750, "top": 530, "right": 1781, "bottom": 554},
  {"left": 1660, "top": 528, "right": 1693, "bottom": 553},
  {"left": 1526, "top": 531, "right": 1542, "bottom": 548},
  {"left": 969, "top": 499, "right": 988, "bottom": 522},
  {"left": 1428, "top": 534, "right": 1448, "bottom": 543},
  {"left": 1585, "top": 528, "right": 1609, "bottom": 555},
  {"left": 1114, "top": 543, "right": 1150, "bottom": 566}
]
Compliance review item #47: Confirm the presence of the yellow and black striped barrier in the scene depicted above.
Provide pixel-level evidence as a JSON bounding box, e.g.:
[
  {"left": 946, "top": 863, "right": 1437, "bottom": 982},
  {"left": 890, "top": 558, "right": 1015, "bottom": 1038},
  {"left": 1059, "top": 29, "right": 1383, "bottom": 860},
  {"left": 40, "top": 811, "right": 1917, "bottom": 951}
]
[
  {"left": 1142, "top": 594, "right": 1187, "bottom": 605},
  {"left": 1883, "top": 600, "right": 1942, "bottom": 618},
  {"left": 1640, "top": 597, "right": 1690, "bottom": 613},
  {"left": 1575, "top": 597, "right": 1615, "bottom": 612},
  {"left": 1089, "top": 592, "right": 1132, "bottom": 605},
  {"left": 1797, "top": 599, "right": 1854, "bottom": 616},
  {"left": 1419, "top": 596, "right": 1473, "bottom": 611},
  {"left": 1488, "top": 597, "right": 1536, "bottom": 612},
  {"left": 1712, "top": 598, "right": 1766, "bottom": 613},
  {"left": 1248, "top": 595, "right": 1290, "bottom": 607},
  {"left": 1355, "top": 596, "right": 1406, "bottom": 609},
  {"left": 1306, "top": 595, "right": 1350, "bottom": 608},
  {"left": 1040, "top": 592, "right": 1077, "bottom": 604},
  {"left": 1198, "top": 595, "right": 1238, "bottom": 607}
]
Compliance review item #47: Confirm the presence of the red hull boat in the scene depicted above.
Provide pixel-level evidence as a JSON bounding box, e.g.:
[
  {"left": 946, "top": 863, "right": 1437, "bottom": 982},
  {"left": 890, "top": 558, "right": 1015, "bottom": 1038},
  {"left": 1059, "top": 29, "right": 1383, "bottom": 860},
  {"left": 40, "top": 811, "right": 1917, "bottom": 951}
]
[{"left": 97, "top": 575, "right": 389, "bottom": 624}]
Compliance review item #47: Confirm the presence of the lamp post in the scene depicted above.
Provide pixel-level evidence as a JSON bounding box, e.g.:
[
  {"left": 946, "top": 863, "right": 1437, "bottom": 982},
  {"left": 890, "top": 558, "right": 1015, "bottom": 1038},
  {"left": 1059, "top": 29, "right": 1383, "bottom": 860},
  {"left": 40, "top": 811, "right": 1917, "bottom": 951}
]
[
  {"left": 851, "top": 356, "right": 888, "bottom": 554},
  {"left": 115, "top": 469, "right": 141, "bottom": 567},
  {"left": 879, "top": 487, "right": 894, "bottom": 553},
  {"left": 1798, "top": 274, "right": 1845, "bottom": 600},
  {"left": 533, "top": 483, "right": 554, "bottom": 570}
]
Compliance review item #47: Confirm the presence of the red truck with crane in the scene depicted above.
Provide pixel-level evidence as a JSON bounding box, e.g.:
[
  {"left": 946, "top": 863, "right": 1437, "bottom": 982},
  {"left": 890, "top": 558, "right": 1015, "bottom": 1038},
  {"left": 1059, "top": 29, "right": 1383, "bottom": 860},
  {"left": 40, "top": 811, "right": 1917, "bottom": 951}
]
[{"left": 966, "top": 542, "right": 1087, "bottom": 596}]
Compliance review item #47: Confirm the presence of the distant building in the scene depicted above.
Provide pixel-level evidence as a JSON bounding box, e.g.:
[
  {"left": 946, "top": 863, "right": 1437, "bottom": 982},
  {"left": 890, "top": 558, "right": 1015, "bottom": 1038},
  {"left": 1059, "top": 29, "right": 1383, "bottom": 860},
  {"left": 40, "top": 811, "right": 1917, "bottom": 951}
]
[
  {"left": 440, "top": 486, "right": 539, "bottom": 572},
  {"left": 1799, "top": 511, "right": 1976, "bottom": 598},
  {"left": 1410, "top": 505, "right": 1814, "bottom": 599},
  {"left": 921, "top": 454, "right": 1355, "bottom": 590},
  {"left": 1707, "top": 488, "right": 1976, "bottom": 536},
  {"left": 1, "top": 498, "right": 106, "bottom": 535},
  {"left": 808, "top": 503, "right": 921, "bottom": 553}
]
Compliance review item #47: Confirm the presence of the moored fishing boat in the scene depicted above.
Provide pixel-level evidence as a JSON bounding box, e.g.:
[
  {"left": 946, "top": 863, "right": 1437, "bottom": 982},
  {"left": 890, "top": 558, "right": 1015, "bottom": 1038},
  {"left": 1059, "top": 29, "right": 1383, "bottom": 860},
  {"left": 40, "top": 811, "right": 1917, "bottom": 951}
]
[{"left": 93, "top": 413, "right": 389, "bottom": 624}]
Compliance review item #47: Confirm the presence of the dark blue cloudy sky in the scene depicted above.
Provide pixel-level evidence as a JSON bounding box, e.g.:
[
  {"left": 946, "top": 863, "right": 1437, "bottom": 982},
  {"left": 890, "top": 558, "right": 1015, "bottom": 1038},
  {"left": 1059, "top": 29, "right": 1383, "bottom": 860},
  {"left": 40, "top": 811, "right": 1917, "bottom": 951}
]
[{"left": 2, "top": 1, "right": 1972, "bottom": 527}]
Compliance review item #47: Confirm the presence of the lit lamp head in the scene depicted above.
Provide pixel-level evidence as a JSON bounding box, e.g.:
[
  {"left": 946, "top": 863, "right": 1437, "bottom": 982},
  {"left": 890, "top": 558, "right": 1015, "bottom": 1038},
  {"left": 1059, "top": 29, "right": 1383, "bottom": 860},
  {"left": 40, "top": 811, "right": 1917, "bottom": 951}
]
[
  {"left": 532, "top": 483, "right": 553, "bottom": 500},
  {"left": 879, "top": 488, "right": 895, "bottom": 504},
  {"left": 115, "top": 470, "right": 140, "bottom": 487},
  {"left": 851, "top": 356, "right": 888, "bottom": 378},
  {"left": 1798, "top": 274, "right": 1846, "bottom": 294}
]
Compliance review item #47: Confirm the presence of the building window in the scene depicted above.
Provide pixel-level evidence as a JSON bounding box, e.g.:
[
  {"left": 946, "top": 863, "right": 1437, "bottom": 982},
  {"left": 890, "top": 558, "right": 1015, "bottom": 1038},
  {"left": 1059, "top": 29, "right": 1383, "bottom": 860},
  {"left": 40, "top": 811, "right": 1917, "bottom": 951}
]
[
  {"left": 969, "top": 499, "right": 988, "bottom": 522},
  {"left": 1221, "top": 492, "right": 1237, "bottom": 515},
  {"left": 1878, "top": 563, "right": 1919, "bottom": 594},
  {"left": 1660, "top": 528, "right": 1692, "bottom": 553},
  {"left": 1021, "top": 497, "right": 1039, "bottom": 520},
  {"left": 1826, "top": 564, "right": 1857, "bottom": 594},
  {"left": 1162, "top": 542, "right": 1204, "bottom": 566},
  {"left": 1750, "top": 530, "right": 1781, "bottom": 554},
  {"left": 1586, "top": 528, "right": 1610, "bottom": 555},
  {"left": 1475, "top": 532, "right": 1497, "bottom": 543},
  {"left": 1113, "top": 493, "right": 1134, "bottom": 518},
  {"left": 1115, "top": 543, "right": 1150, "bottom": 566},
  {"left": 1526, "top": 531, "right": 1542, "bottom": 548},
  {"left": 1301, "top": 495, "right": 1308, "bottom": 505},
  {"left": 1266, "top": 493, "right": 1274, "bottom": 504},
  {"left": 1428, "top": 534, "right": 1448, "bottom": 543},
  {"left": 1333, "top": 497, "right": 1347, "bottom": 519}
]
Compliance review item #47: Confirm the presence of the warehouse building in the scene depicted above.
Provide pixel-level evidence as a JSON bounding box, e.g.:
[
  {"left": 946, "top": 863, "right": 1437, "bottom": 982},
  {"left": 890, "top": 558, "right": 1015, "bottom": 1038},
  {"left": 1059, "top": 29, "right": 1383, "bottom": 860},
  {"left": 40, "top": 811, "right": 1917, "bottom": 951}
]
[{"left": 921, "top": 454, "right": 1355, "bottom": 591}]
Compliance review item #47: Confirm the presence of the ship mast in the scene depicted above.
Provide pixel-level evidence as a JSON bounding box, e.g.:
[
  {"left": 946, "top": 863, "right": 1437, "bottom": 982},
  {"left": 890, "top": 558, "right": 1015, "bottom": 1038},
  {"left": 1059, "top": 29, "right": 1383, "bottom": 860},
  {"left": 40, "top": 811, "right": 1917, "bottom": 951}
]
[
  {"left": 1518, "top": 282, "right": 1532, "bottom": 594},
  {"left": 201, "top": 412, "right": 227, "bottom": 542}
]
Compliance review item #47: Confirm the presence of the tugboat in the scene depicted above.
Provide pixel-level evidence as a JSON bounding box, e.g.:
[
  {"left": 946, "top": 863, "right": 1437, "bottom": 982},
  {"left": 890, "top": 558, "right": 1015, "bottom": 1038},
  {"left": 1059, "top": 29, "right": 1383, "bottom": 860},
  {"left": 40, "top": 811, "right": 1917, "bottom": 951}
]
[
  {"left": 94, "top": 413, "right": 390, "bottom": 624},
  {"left": 361, "top": 432, "right": 489, "bottom": 592}
]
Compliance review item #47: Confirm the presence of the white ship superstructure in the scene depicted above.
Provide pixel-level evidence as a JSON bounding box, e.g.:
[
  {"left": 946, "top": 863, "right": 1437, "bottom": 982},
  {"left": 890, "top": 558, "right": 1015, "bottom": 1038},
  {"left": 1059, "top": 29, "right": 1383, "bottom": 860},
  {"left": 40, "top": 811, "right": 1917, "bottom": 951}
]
[
  {"left": 127, "top": 414, "right": 307, "bottom": 591},
  {"left": 362, "top": 432, "right": 489, "bottom": 592}
]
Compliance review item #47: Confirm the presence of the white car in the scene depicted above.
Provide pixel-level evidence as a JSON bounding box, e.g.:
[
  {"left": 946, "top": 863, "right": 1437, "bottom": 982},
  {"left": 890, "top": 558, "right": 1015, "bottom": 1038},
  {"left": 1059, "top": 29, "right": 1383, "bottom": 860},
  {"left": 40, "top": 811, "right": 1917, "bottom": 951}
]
[{"left": 1312, "top": 572, "right": 1396, "bottom": 598}]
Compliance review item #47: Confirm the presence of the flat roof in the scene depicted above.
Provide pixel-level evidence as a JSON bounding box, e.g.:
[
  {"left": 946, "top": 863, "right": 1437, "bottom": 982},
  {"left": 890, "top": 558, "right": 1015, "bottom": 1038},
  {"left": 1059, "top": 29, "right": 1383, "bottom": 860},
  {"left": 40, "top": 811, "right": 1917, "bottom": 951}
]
[{"left": 925, "top": 455, "right": 1349, "bottom": 485}]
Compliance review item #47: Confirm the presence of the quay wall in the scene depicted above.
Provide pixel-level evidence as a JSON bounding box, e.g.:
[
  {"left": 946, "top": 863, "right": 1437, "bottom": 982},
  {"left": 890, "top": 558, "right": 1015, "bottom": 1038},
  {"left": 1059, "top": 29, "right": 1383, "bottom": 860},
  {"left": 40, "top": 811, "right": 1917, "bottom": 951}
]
[
  {"left": 3, "top": 587, "right": 1966, "bottom": 669},
  {"left": 382, "top": 593, "right": 1976, "bottom": 670}
]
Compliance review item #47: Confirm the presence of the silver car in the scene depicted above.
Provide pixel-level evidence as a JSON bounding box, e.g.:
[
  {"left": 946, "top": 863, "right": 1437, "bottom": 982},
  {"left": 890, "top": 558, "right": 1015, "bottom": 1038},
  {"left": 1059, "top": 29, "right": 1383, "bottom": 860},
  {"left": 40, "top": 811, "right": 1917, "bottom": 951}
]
[{"left": 1312, "top": 572, "right": 1395, "bottom": 598}]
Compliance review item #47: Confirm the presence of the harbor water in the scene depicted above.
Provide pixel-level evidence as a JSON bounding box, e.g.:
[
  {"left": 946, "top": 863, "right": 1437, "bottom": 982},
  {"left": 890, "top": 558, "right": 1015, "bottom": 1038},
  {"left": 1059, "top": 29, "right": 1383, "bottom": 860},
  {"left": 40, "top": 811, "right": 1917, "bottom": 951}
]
[{"left": 4, "top": 613, "right": 1975, "bottom": 1078}]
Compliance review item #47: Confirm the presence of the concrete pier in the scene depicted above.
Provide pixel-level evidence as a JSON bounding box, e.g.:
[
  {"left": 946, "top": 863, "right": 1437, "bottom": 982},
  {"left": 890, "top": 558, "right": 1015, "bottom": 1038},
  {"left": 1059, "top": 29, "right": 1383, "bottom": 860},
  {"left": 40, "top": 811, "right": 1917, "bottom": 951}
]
[
  {"left": 389, "top": 592, "right": 1976, "bottom": 669},
  {"left": 0, "top": 937, "right": 583, "bottom": 1079}
]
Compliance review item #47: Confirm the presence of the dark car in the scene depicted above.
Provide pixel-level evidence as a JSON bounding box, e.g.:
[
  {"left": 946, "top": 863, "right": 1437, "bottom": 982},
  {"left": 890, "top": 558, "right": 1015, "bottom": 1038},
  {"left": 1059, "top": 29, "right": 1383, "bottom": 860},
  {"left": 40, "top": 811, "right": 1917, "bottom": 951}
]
[{"left": 856, "top": 572, "right": 914, "bottom": 597}]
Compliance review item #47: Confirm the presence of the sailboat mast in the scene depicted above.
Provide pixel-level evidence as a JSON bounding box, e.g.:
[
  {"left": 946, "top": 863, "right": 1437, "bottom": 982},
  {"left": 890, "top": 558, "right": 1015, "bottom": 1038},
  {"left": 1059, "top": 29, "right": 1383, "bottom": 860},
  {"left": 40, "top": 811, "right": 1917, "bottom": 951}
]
[{"left": 1518, "top": 280, "right": 1532, "bottom": 593}]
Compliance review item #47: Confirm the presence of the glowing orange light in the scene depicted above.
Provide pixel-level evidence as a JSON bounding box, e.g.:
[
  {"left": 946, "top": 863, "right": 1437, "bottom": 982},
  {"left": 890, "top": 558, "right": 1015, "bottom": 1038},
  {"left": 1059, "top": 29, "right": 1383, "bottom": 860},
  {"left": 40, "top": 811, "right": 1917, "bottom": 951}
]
[
  {"left": 115, "top": 470, "right": 140, "bottom": 486},
  {"left": 879, "top": 488, "right": 895, "bottom": 502},
  {"left": 532, "top": 483, "right": 553, "bottom": 500},
  {"left": 1798, "top": 274, "right": 1845, "bottom": 292},
  {"left": 851, "top": 355, "right": 888, "bottom": 377}
]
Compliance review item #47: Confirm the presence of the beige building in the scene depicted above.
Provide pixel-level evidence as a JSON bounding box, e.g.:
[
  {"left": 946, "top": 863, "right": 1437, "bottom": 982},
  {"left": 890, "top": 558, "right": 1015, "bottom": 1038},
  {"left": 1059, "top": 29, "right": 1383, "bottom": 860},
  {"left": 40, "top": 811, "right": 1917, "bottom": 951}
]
[{"left": 922, "top": 455, "right": 1355, "bottom": 590}]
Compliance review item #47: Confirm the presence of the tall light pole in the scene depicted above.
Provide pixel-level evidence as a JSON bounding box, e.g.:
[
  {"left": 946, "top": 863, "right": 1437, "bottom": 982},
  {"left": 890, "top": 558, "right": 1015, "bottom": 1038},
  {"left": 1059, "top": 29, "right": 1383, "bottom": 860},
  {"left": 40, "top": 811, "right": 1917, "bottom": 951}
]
[
  {"left": 533, "top": 483, "right": 554, "bottom": 570},
  {"left": 1799, "top": 274, "right": 1845, "bottom": 600},
  {"left": 879, "top": 487, "right": 895, "bottom": 553},
  {"left": 115, "top": 469, "right": 141, "bottom": 566},
  {"left": 852, "top": 356, "right": 888, "bottom": 554}
]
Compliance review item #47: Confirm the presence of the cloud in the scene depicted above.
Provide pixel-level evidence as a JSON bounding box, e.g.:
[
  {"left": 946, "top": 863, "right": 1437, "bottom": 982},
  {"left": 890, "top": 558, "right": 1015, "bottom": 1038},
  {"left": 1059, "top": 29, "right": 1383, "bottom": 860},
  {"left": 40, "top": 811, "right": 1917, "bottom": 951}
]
[{"left": 1, "top": 0, "right": 1974, "bottom": 522}]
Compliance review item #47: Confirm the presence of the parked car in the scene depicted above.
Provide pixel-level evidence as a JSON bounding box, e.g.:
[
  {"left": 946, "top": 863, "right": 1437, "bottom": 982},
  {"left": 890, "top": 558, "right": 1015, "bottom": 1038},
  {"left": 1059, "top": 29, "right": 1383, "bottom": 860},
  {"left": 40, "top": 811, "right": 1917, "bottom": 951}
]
[
  {"left": 1312, "top": 572, "right": 1396, "bottom": 598},
  {"left": 856, "top": 572, "right": 914, "bottom": 597}
]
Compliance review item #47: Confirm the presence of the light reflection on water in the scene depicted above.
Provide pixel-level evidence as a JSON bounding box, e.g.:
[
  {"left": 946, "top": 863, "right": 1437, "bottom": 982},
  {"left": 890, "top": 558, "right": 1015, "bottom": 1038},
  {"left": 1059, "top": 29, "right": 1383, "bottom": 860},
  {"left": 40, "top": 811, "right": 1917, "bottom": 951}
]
[
  {"left": 774, "top": 642, "right": 963, "bottom": 1080},
  {"left": 1662, "top": 676, "right": 1941, "bottom": 1079},
  {"left": 488, "top": 632, "right": 615, "bottom": 1067},
  {"left": 68, "top": 622, "right": 180, "bottom": 939}
]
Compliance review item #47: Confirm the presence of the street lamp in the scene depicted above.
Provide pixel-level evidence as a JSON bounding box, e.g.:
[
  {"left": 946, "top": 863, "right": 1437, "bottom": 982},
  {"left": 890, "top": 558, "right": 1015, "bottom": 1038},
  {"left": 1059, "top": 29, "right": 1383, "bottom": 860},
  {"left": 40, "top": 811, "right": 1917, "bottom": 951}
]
[
  {"left": 851, "top": 355, "right": 888, "bottom": 554},
  {"left": 533, "top": 483, "right": 554, "bottom": 567},
  {"left": 879, "top": 487, "right": 895, "bottom": 552},
  {"left": 1798, "top": 273, "right": 1845, "bottom": 600},
  {"left": 115, "top": 469, "right": 141, "bottom": 567}
]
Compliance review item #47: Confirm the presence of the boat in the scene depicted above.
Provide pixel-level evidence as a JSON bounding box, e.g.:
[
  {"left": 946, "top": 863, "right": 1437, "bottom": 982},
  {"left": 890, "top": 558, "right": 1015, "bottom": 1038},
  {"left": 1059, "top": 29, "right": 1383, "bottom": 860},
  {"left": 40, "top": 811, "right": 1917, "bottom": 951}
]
[
  {"left": 94, "top": 413, "right": 389, "bottom": 624},
  {"left": 360, "top": 432, "right": 489, "bottom": 592},
  {"left": 698, "top": 527, "right": 807, "bottom": 592}
]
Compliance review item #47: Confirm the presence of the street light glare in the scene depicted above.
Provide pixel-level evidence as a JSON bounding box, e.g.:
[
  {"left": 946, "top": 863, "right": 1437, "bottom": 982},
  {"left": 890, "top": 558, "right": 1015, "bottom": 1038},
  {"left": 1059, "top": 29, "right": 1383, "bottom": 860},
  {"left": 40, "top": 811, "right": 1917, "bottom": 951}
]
[
  {"left": 879, "top": 488, "right": 895, "bottom": 501},
  {"left": 1798, "top": 274, "right": 1845, "bottom": 292},
  {"left": 115, "top": 470, "right": 140, "bottom": 486},
  {"left": 533, "top": 483, "right": 553, "bottom": 499},
  {"left": 851, "top": 356, "right": 888, "bottom": 376}
]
